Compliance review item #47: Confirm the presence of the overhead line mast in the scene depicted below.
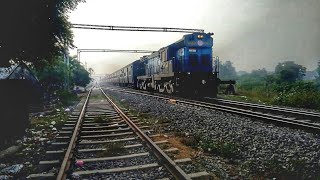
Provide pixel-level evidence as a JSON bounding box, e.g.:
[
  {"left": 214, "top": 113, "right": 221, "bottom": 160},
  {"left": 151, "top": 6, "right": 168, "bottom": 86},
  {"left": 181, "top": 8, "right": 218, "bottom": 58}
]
[{"left": 71, "top": 23, "right": 205, "bottom": 33}]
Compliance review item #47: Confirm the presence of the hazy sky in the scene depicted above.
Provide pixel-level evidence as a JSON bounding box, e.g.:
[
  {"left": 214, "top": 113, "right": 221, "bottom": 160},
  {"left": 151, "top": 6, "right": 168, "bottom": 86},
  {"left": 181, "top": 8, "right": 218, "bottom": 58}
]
[{"left": 69, "top": 0, "right": 320, "bottom": 74}]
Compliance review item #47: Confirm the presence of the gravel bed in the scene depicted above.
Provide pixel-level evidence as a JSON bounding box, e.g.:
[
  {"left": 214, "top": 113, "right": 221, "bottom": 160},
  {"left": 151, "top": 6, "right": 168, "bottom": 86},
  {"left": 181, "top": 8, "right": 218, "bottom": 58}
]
[
  {"left": 81, "top": 167, "right": 172, "bottom": 179},
  {"left": 76, "top": 155, "right": 157, "bottom": 170},
  {"left": 77, "top": 140, "right": 141, "bottom": 149},
  {"left": 77, "top": 146, "right": 149, "bottom": 159},
  {"left": 80, "top": 130, "right": 131, "bottom": 136},
  {"left": 81, "top": 135, "right": 136, "bottom": 141},
  {"left": 179, "top": 163, "right": 205, "bottom": 174},
  {"left": 105, "top": 88, "right": 320, "bottom": 179}
]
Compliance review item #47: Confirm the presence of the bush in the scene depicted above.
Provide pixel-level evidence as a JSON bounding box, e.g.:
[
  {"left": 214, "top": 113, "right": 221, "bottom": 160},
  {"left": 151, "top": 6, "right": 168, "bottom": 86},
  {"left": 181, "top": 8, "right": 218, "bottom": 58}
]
[
  {"left": 200, "top": 141, "right": 239, "bottom": 159},
  {"left": 56, "top": 89, "right": 78, "bottom": 105},
  {"left": 273, "top": 81, "right": 320, "bottom": 109}
]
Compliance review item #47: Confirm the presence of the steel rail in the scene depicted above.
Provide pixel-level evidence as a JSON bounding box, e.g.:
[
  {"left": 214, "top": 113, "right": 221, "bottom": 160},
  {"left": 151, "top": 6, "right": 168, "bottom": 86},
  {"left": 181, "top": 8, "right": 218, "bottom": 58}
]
[
  {"left": 99, "top": 87, "right": 191, "bottom": 180},
  {"left": 56, "top": 87, "right": 94, "bottom": 180},
  {"left": 115, "top": 87, "right": 320, "bottom": 120},
  {"left": 106, "top": 87, "right": 320, "bottom": 133},
  {"left": 208, "top": 97, "right": 320, "bottom": 118}
]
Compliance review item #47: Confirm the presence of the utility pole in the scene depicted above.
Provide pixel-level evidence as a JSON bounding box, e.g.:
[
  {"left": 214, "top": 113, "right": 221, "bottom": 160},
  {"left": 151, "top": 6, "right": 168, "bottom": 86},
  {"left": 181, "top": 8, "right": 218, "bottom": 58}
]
[{"left": 63, "top": 49, "right": 70, "bottom": 90}]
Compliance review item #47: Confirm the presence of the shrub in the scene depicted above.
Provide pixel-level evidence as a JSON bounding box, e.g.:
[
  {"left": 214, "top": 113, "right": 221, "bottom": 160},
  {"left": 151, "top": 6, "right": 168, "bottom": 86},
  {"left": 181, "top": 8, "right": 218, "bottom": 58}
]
[
  {"left": 56, "top": 89, "right": 78, "bottom": 105},
  {"left": 273, "top": 81, "right": 320, "bottom": 110}
]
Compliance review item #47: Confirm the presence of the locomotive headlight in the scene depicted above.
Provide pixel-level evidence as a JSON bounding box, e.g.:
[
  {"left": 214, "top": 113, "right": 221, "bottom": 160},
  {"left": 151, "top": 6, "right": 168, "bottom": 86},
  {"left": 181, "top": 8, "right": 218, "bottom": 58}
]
[
  {"left": 197, "top": 34, "right": 203, "bottom": 39},
  {"left": 202, "top": 80, "right": 206, "bottom": 84}
]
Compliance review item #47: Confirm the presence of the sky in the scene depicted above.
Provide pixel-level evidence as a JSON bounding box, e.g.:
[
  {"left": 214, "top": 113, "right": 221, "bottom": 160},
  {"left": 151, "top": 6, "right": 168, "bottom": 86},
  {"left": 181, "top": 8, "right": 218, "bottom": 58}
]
[{"left": 68, "top": 0, "right": 320, "bottom": 74}]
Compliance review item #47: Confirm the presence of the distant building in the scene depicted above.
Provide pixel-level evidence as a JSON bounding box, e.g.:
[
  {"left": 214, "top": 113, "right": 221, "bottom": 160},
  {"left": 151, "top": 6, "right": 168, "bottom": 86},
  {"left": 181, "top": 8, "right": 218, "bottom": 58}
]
[{"left": 0, "top": 63, "right": 43, "bottom": 143}]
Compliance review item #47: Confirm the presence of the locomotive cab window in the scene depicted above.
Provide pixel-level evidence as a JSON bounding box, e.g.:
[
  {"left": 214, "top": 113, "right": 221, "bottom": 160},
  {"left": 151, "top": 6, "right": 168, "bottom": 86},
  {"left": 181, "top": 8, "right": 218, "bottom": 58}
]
[
  {"left": 201, "top": 54, "right": 210, "bottom": 66},
  {"left": 189, "top": 54, "right": 198, "bottom": 67}
]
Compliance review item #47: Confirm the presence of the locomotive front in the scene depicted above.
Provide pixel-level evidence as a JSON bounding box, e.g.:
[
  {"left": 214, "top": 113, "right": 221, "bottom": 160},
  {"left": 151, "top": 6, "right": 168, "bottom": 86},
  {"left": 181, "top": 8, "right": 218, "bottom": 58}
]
[
  {"left": 172, "top": 33, "right": 217, "bottom": 96},
  {"left": 175, "top": 33, "right": 213, "bottom": 73}
]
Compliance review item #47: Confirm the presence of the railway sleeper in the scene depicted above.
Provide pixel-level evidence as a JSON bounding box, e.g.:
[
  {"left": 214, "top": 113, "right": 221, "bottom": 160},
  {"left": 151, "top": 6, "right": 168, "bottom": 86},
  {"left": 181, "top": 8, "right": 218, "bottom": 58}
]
[
  {"left": 79, "top": 137, "right": 138, "bottom": 145},
  {"left": 38, "top": 145, "right": 177, "bottom": 172},
  {"left": 82, "top": 120, "right": 125, "bottom": 126},
  {"left": 27, "top": 158, "right": 194, "bottom": 179},
  {"left": 78, "top": 140, "right": 168, "bottom": 153},
  {"left": 74, "top": 158, "right": 198, "bottom": 177},
  {"left": 81, "top": 124, "right": 127, "bottom": 129}
]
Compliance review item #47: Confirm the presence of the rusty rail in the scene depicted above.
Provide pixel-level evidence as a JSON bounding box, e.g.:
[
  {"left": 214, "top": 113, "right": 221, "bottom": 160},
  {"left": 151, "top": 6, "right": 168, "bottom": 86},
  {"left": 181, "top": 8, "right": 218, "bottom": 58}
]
[
  {"left": 56, "top": 87, "right": 93, "bottom": 180},
  {"left": 99, "top": 87, "right": 191, "bottom": 180}
]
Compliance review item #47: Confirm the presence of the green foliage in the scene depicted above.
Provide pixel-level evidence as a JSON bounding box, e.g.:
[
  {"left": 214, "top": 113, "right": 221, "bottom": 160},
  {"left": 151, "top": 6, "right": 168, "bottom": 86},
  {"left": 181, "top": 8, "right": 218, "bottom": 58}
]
[
  {"left": 233, "top": 61, "right": 320, "bottom": 110},
  {"left": 316, "top": 60, "right": 320, "bottom": 86},
  {"left": 272, "top": 81, "right": 320, "bottom": 109},
  {"left": 219, "top": 61, "right": 237, "bottom": 80},
  {"left": 31, "top": 112, "right": 68, "bottom": 130},
  {"left": 99, "top": 142, "right": 127, "bottom": 157},
  {"left": 35, "top": 56, "right": 91, "bottom": 92},
  {"left": 35, "top": 56, "right": 69, "bottom": 92},
  {"left": 200, "top": 141, "right": 239, "bottom": 158},
  {"left": 56, "top": 89, "right": 78, "bottom": 105},
  {"left": 264, "top": 157, "right": 307, "bottom": 178},
  {"left": 275, "top": 61, "right": 306, "bottom": 83},
  {"left": 180, "top": 134, "right": 202, "bottom": 148},
  {"left": 34, "top": 56, "right": 90, "bottom": 105},
  {"left": 70, "top": 59, "right": 91, "bottom": 87},
  {"left": 93, "top": 115, "right": 110, "bottom": 123},
  {"left": 0, "top": 0, "right": 85, "bottom": 68},
  {"left": 235, "top": 68, "right": 276, "bottom": 103}
]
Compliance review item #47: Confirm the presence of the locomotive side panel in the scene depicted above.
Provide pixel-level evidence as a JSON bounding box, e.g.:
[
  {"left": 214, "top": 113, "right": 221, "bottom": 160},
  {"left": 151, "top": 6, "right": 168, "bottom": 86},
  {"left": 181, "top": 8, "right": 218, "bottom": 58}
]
[{"left": 105, "top": 32, "right": 221, "bottom": 97}]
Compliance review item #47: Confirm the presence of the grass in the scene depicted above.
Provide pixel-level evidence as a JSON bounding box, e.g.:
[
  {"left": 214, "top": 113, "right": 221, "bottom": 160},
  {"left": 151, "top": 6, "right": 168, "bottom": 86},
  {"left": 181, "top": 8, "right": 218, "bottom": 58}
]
[
  {"left": 219, "top": 89, "right": 275, "bottom": 105},
  {"left": 180, "top": 134, "right": 202, "bottom": 148},
  {"left": 57, "top": 90, "right": 80, "bottom": 106},
  {"left": 30, "top": 112, "right": 68, "bottom": 130},
  {"left": 92, "top": 115, "right": 110, "bottom": 123},
  {"left": 90, "top": 94, "right": 105, "bottom": 100},
  {"left": 200, "top": 141, "right": 239, "bottom": 159},
  {"left": 98, "top": 142, "right": 127, "bottom": 157}
]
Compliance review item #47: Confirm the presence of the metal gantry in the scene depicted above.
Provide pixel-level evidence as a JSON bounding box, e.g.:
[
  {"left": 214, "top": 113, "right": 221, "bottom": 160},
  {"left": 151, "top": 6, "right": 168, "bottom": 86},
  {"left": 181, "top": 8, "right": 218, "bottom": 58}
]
[
  {"left": 72, "top": 23, "right": 205, "bottom": 33},
  {"left": 77, "top": 49, "right": 156, "bottom": 62}
]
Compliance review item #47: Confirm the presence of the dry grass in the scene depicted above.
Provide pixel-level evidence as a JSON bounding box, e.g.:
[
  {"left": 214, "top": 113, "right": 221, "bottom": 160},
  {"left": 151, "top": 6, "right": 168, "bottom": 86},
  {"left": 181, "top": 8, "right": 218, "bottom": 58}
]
[{"left": 153, "top": 135, "right": 196, "bottom": 159}]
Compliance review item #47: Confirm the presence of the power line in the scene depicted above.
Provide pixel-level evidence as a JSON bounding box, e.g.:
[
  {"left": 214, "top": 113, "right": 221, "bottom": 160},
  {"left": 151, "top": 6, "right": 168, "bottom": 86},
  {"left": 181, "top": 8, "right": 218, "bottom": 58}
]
[
  {"left": 78, "top": 49, "right": 155, "bottom": 53},
  {"left": 77, "top": 48, "right": 155, "bottom": 62},
  {"left": 72, "top": 23, "right": 205, "bottom": 33}
]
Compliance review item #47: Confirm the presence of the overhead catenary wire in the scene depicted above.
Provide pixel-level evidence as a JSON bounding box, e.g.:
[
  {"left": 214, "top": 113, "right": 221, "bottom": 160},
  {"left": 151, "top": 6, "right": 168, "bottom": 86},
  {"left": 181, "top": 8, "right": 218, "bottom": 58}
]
[{"left": 71, "top": 23, "right": 205, "bottom": 33}]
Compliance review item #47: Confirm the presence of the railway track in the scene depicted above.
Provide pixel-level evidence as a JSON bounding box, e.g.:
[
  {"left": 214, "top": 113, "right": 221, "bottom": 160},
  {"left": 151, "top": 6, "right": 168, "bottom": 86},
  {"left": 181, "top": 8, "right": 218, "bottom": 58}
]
[
  {"left": 204, "top": 97, "right": 320, "bottom": 121},
  {"left": 27, "top": 86, "right": 209, "bottom": 179},
  {"left": 104, "top": 86, "right": 320, "bottom": 133}
]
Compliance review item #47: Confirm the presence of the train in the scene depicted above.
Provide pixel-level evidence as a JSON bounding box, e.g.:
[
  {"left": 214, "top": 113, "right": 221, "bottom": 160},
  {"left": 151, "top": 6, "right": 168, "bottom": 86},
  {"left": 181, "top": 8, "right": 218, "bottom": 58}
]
[{"left": 105, "top": 32, "right": 235, "bottom": 97}]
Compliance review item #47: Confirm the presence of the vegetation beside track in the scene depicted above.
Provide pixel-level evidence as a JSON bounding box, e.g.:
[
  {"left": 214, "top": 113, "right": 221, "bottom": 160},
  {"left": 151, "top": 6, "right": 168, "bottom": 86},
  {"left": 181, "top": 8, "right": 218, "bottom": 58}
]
[
  {"left": 0, "top": 109, "right": 69, "bottom": 178},
  {"left": 220, "top": 60, "right": 320, "bottom": 111}
]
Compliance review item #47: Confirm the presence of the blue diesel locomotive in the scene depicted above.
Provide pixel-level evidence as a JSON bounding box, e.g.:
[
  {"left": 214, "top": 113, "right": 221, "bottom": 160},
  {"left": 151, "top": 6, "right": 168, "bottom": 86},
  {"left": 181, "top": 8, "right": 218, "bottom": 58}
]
[{"left": 105, "top": 32, "right": 232, "bottom": 97}]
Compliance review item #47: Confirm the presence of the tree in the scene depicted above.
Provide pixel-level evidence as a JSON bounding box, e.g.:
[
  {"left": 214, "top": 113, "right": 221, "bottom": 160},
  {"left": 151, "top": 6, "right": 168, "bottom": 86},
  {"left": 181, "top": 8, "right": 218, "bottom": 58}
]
[
  {"left": 275, "top": 61, "right": 306, "bottom": 83},
  {"left": 251, "top": 68, "right": 268, "bottom": 78},
  {"left": 35, "top": 57, "right": 69, "bottom": 92},
  {"left": 0, "top": 0, "right": 84, "bottom": 68},
  {"left": 70, "top": 60, "right": 91, "bottom": 87},
  {"left": 35, "top": 56, "right": 91, "bottom": 91},
  {"left": 316, "top": 60, "right": 320, "bottom": 86},
  {"left": 219, "top": 61, "right": 237, "bottom": 80}
]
